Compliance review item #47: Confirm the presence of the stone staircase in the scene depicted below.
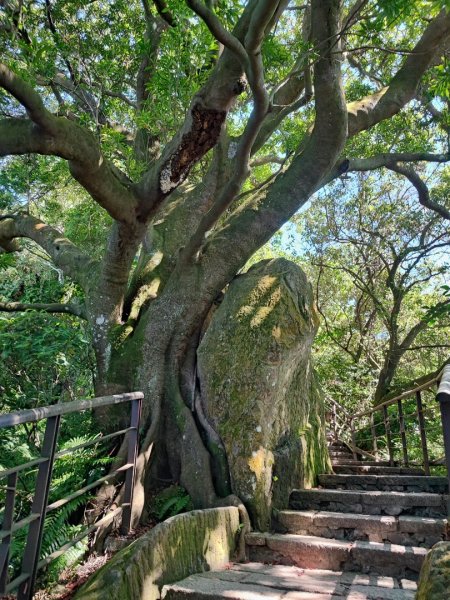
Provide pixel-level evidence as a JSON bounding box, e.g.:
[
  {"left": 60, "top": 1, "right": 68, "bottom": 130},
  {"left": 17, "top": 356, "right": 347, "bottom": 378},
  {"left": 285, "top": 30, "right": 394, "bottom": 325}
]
[{"left": 161, "top": 438, "right": 449, "bottom": 599}]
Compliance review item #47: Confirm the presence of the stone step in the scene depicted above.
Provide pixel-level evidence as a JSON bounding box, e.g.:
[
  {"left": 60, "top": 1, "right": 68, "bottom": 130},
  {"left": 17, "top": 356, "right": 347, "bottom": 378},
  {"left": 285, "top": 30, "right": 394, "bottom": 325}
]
[
  {"left": 319, "top": 474, "right": 448, "bottom": 493},
  {"left": 333, "top": 465, "right": 425, "bottom": 476},
  {"left": 162, "top": 562, "right": 417, "bottom": 599},
  {"left": 276, "top": 509, "right": 447, "bottom": 548},
  {"left": 331, "top": 460, "right": 394, "bottom": 466},
  {"left": 328, "top": 442, "right": 348, "bottom": 450},
  {"left": 246, "top": 532, "right": 427, "bottom": 580},
  {"left": 330, "top": 452, "right": 355, "bottom": 460},
  {"left": 290, "top": 488, "right": 449, "bottom": 517}
]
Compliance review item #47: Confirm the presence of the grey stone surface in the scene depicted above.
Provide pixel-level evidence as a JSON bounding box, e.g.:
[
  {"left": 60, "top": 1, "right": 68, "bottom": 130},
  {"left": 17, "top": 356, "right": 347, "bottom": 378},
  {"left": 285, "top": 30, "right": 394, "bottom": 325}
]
[
  {"left": 332, "top": 466, "right": 424, "bottom": 476},
  {"left": 162, "top": 563, "right": 416, "bottom": 599},
  {"left": 319, "top": 474, "right": 448, "bottom": 493},
  {"left": 246, "top": 533, "right": 427, "bottom": 578},
  {"left": 290, "top": 488, "right": 448, "bottom": 517}
]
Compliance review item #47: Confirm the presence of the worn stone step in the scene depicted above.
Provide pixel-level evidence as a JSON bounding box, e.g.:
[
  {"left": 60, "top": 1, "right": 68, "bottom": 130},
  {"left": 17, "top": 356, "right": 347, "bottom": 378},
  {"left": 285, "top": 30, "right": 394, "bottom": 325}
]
[
  {"left": 246, "top": 533, "right": 427, "bottom": 580},
  {"left": 328, "top": 442, "right": 348, "bottom": 450},
  {"left": 319, "top": 474, "right": 448, "bottom": 493},
  {"left": 276, "top": 509, "right": 447, "bottom": 547},
  {"left": 162, "top": 562, "right": 416, "bottom": 599},
  {"left": 290, "top": 488, "right": 448, "bottom": 517},
  {"left": 333, "top": 465, "right": 425, "bottom": 476},
  {"left": 332, "top": 460, "right": 394, "bottom": 467}
]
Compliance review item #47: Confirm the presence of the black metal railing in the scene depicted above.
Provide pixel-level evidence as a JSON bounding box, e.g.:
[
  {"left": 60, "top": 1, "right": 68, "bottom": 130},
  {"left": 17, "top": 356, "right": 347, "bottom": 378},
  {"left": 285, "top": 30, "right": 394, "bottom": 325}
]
[
  {"left": 0, "top": 391, "right": 143, "bottom": 600},
  {"left": 328, "top": 366, "right": 450, "bottom": 488}
]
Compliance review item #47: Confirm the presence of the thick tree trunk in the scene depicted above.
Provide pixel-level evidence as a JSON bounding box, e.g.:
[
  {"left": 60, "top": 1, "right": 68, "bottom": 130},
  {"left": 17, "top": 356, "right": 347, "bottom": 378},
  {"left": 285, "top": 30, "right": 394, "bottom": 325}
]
[{"left": 90, "top": 260, "right": 243, "bottom": 537}]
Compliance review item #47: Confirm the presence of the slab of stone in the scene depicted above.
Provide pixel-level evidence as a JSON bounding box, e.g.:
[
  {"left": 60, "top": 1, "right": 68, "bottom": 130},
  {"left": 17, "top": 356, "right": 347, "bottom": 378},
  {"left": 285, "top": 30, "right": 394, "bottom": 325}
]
[
  {"left": 278, "top": 510, "right": 397, "bottom": 535},
  {"left": 398, "top": 515, "right": 447, "bottom": 534},
  {"left": 290, "top": 489, "right": 448, "bottom": 517},
  {"left": 360, "top": 491, "right": 444, "bottom": 507},
  {"left": 162, "top": 564, "right": 417, "bottom": 600},
  {"left": 340, "top": 585, "right": 415, "bottom": 599},
  {"left": 246, "top": 533, "right": 427, "bottom": 578},
  {"left": 332, "top": 466, "right": 424, "bottom": 476},
  {"left": 319, "top": 474, "right": 448, "bottom": 493},
  {"left": 350, "top": 539, "right": 426, "bottom": 575}
]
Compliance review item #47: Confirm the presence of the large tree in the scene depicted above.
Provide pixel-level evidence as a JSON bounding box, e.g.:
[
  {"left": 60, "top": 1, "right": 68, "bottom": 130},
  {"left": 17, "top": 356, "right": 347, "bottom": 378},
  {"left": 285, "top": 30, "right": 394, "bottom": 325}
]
[{"left": 1, "top": 0, "right": 450, "bottom": 521}]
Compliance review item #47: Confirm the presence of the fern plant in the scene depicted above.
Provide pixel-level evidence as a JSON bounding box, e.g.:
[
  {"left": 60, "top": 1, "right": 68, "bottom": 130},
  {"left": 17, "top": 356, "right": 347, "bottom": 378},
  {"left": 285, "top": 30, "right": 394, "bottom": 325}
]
[
  {"left": 6, "top": 433, "right": 112, "bottom": 583},
  {"left": 152, "top": 486, "right": 193, "bottom": 520}
]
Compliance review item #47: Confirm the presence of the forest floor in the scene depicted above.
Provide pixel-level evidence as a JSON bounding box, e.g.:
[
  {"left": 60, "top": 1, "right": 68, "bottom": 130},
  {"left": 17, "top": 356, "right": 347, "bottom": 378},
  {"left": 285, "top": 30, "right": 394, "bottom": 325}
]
[{"left": 32, "top": 521, "right": 156, "bottom": 600}]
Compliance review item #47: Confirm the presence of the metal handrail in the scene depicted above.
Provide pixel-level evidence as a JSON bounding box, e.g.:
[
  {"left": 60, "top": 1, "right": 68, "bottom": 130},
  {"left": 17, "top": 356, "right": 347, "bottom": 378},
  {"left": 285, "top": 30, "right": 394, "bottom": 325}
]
[
  {"left": 0, "top": 391, "right": 143, "bottom": 600},
  {"left": 353, "top": 369, "right": 444, "bottom": 419}
]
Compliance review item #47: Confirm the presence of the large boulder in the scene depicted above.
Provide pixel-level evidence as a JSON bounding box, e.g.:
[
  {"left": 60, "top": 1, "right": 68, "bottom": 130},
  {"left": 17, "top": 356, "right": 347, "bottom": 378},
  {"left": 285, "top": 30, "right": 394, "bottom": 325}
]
[
  {"left": 417, "top": 541, "right": 450, "bottom": 599},
  {"left": 197, "top": 258, "right": 331, "bottom": 531}
]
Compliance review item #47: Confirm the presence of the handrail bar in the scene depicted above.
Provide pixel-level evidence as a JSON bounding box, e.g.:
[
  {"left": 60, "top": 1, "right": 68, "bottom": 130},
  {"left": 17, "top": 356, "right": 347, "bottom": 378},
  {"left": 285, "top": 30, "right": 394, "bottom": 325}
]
[
  {"left": 0, "top": 392, "right": 144, "bottom": 428},
  {"left": 327, "top": 396, "right": 351, "bottom": 418},
  {"left": 353, "top": 371, "right": 443, "bottom": 419},
  {"left": 0, "top": 391, "right": 143, "bottom": 600}
]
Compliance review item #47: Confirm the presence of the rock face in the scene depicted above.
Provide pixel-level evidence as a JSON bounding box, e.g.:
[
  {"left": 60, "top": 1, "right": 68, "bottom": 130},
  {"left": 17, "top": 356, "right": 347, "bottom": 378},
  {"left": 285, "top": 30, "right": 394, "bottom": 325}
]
[
  {"left": 74, "top": 507, "right": 240, "bottom": 600},
  {"left": 197, "top": 258, "right": 330, "bottom": 531},
  {"left": 416, "top": 541, "right": 450, "bottom": 599}
]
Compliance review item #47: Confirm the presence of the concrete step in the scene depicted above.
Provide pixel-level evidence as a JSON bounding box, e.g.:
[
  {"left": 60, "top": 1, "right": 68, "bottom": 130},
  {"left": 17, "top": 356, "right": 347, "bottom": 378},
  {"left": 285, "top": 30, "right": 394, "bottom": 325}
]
[
  {"left": 246, "top": 532, "right": 427, "bottom": 580},
  {"left": 333, "top": 465, "right": 425, "bottom": 476},
  {"left": 276, "top": 509, "right": 447, "bottom": 547},
  {"left": 162, "top": 562, "right": 416, "bottom": 599},
  {"left": 290, "top": 488, "right": 449, "bottom": 517},
  {"left": 319, "top": 474, "right": 448, "bottom": 493}
]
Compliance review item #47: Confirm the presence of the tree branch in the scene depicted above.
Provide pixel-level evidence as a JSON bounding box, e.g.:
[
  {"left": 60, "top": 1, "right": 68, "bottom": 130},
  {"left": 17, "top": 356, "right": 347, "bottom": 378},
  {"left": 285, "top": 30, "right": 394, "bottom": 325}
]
[
  {"left": 0, "top": 117, "right": 139, "bottom": 224},
  {"left": 0, "top": 301, "right": 87, "bottom": 319},
  {"left": 347, "top": 10, "right": 450, "bottom": 137},
  {"left": 186, "top": 0, "right": 248, "bottom": 66},
  {"left": 387, "top": 163, "right": 450, "bottom": 220},
  {"left": 204, "top": 0, "right": 347, "bottom": 278},
  {"left": 0, "top": 63, "right": 57, "bottom": 133},
  {"left": 0, "top": 214, "right": 93, "bottom": 287}
]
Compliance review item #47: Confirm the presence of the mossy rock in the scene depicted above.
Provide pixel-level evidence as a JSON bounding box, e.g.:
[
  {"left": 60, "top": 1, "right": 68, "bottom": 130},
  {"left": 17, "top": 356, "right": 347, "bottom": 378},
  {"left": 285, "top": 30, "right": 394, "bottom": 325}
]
[
  {"left": 74, "top": 507, "right": 240, "bottom": 600},
  {"left": 417, "top": 541, "right": 450, "bottom": 599},
  {"left": 198, "top": 258, "right": 331, "bottom": 531}
]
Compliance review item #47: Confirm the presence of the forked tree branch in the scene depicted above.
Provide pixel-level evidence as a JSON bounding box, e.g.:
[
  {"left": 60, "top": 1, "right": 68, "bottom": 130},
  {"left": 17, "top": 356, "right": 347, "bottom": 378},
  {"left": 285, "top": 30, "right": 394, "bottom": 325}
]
[{"left": 205, "top": 0, "right": 347, "bottom": 276}]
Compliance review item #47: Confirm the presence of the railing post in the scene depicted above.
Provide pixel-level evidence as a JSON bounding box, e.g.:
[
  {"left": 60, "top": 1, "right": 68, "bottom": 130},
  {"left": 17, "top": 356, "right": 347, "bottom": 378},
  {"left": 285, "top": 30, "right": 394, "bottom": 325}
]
[
  {"left": 397, "top": 398, "right": 409, "bottom": 467},
  {"left": 350, "top": 417, "right": 357, "bottom": 460},
  {"left": 383, "top": 405, "right": 395, "bottom": 467},
  {"left": 17, "top": 415, "right": 61, "bottom": 600},
  {"left": 0, "top": 471, "right": 18, "bottom": 594},
  {"left": 121, "top": 396, "right": 142, "bottom": 534},
  {"left": 332, "top": 402, "right": 337, "bottom": 440},
  {"left": 416, "top": 391, "right": 430, "bottom": 476},
  {"left": 437, "top": 365, "right": 450, "bottom": 512},
  {"left": 370, "top": 413, "right": 378, "bottom": 461}
]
